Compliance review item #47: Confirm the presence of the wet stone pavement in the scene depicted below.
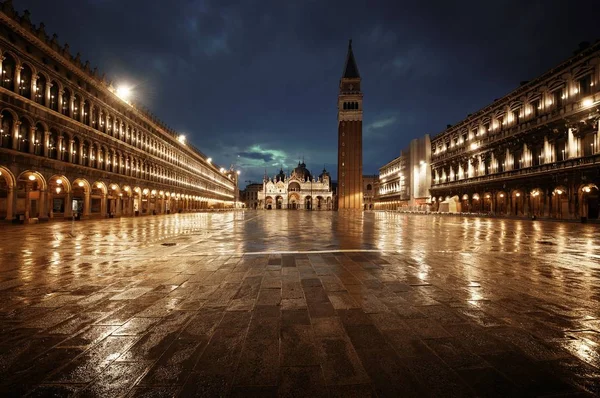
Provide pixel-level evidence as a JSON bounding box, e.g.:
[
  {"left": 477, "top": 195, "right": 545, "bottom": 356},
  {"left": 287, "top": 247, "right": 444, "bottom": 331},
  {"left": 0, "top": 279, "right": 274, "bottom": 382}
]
[{"left": 0, "top": 211, "right": 599, "bottom": 397}]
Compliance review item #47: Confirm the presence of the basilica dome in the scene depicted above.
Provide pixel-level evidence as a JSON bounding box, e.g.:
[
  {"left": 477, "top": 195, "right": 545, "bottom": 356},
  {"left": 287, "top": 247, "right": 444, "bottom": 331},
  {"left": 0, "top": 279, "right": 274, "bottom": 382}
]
[{"left": 293, "top": 162, "right": 312, "bottom": 181}]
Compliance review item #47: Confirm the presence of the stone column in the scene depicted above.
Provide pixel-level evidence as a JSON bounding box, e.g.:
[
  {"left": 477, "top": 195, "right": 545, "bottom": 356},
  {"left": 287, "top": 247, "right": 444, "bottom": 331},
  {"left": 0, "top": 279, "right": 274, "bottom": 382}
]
[
  {"left": 97, "top": 146, "right": 103, "bottom": 170},
  {"left": 78, "top": 98, "right": 84, "bottom": 123},
  {"left": 5, "top": 186, "right": 15, "bottom": 221},
  {"left": 31, "top": 74, "right": 37, "bottom": 101},
  {"left": 83, "top": 189, "right": 91, "bottom": 217},
  {"left": 45, "top": 82, "right": 52, "bottom": 107},
  {"left": 38, "top": 189, "right": 48, "bottom": 221},
  {"left": 116, "top": 196, "right": 122, "bottom": 216},
  {"left": 67, "top": 139, "right": 74, "bottom": 163},
  {"left": 12, "top": 120, "right": 20, "bottom": 150},
  {"left": 43, "top": 131, "right": 50, "bottom": 157},
  {"left": 24, "top": 183, "right": 30, "bottom": 220},
  {"left": 64, "top": 191, "right": 73, "bottom": 218},
  {"left": 58, "top": 90, "right": 64, "bottom": 114},
  {"left": 57, "top": 135, "right": 64, "bottom": 160},
  {"left": 13, "top": 65, "right": 22, "bottom": 95},
  {"left": 101, "top": 194, "right": 107, "bottom": 216},
  {"left": 68, "top": 94, "right": 75, "bottom": 118},
  {"left": 88, "top": 144, "right": 94, "bottom": 167},
  {"left": 28, "top": 126, "right": 35, "bottom": 154},
  {"left": 78, "top": 142, "right": 84, "bottom": 165}
]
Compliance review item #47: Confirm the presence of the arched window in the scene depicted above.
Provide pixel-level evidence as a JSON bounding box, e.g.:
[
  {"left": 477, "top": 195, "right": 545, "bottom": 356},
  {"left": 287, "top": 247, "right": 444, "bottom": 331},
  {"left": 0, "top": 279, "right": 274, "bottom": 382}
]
[
  {"left": 49, "top": 81, "right": 59, "bottom": 111},
  {"left": 18, "top": 117, "right": 30, "bottom": 152},
  {"left": 73, "top": 94, "right": 81, "bottom": 120},
  {"left": 83, "top": 101, "right": 90, "bottom": 125},
  {"left": 1, "top": 53, "right": 16, "bottom": 90},
  {"left": 72, "top": 136, "right": 80, "bottom": 164},
  {"left": 89, "top": 143, "right": 96, "bottom": 168},
  {"left": 62, "top": 88, "right": 71, "bottom": 116},
  {"left": 82, "top": 140, "right": 90, "bottom": 167},
  {"left": 34, "top": 123, "right": 44, "bottom": 156},
  {"left": 0, "top": 110, "right": 14, "bottom": 148},
  {"left": 106, "top": 115, "right": 112, "bottom": 135},
  {"left": 35, "top": 74, "right": 46, "bottom": 105},
  {"left": 49, "top": 129, "right": 59, "bottom": 159},
  {"left": 367, "top": 184, "right": 372, "bottom": 191},
  {"left": 19, "top": 64, "right": 32, "bottom": 98}
]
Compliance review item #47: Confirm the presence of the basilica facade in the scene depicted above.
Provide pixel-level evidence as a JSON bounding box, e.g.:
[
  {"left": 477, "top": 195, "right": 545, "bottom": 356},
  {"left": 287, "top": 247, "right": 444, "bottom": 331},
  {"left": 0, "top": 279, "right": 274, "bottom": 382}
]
[{"left": 258, "top": 162, "right": 334, "bottom": 210}]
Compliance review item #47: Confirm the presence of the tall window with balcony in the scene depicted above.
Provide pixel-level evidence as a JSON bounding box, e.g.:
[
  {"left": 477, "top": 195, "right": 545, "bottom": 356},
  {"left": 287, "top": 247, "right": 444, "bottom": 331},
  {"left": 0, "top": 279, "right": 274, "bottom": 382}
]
[
  {"left": 552, "top": 88, "right": 565, "bottom": 108},
  {"left": 35, "top": 75, "right": 46, "bottom": 105},
  {"left": 1, "top": 53, "right": 16, "bottom": 90},
  {"left": 532, "top": 98, "right": 541, "bottom": 117},
  {"left": 578, "top": 74, "right": 592, "bottom": 97}
]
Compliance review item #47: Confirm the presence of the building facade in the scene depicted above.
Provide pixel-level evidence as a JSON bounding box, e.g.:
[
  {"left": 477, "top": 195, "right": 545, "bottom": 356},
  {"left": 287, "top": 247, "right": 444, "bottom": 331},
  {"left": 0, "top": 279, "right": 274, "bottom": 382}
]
[
  {"left": 0, "top": 3, "right": 237, "bottom": 222},
  {"left": 337, "top": 40, "right": 363, "bottom": 210},
  {"left": 375, "top": 135, "right": 432, "bottom": 210},
  {"left": 430, "top": 42, "right": 600, "bottom": 220},
  {"left": 258, "top": 163, "right": 334, "bottom": 210},
  {"left": 362, "top": 174, "right": 377, "bottom": 210},
  {"left": 241, "top": 183, "right": 262, "bottom": 209}
]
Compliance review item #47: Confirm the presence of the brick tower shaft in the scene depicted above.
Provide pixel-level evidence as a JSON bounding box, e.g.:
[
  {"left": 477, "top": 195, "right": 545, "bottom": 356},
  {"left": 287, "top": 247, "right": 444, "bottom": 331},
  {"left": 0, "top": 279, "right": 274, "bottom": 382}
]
[{"left": 337, "top": 40, "right": 363, "bottom": 210}]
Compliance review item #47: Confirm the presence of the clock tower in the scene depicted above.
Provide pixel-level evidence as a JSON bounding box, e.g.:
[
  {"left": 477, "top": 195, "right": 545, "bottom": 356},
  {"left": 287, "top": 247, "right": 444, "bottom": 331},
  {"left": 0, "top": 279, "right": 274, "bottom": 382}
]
[{"left": 337, "top": 40, "right": 363, "bottom": 210}]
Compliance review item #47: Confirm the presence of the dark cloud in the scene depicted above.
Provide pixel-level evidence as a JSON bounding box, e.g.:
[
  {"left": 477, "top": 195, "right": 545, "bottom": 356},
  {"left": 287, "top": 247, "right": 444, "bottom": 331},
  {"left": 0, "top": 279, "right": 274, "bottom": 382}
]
[
  {"left": 17, "top": 0, "right": 600, "bottom": 185},
  {"left": 237, "top": 151, "right": 274, "bottom": 162}
]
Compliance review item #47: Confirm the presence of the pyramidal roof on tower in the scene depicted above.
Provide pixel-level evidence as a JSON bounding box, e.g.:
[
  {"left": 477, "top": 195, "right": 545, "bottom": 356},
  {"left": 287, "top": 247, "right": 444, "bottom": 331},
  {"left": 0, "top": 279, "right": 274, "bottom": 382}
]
[{"left": 342, "top": 39, "right": 360, "bottom": 79}]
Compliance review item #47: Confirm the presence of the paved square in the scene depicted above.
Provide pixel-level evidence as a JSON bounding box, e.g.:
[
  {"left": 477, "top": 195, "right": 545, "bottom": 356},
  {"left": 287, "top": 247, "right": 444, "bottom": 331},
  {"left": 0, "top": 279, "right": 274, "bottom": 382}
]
[{"left": 1, "top": 211, "right": 599, "bottom": 396}]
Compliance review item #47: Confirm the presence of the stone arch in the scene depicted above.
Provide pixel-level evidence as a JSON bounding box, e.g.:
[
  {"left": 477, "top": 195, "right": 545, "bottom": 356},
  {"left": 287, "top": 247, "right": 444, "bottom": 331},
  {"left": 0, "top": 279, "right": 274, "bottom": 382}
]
[
  {"left": 0, "top": 108, "right": 16, "bottom": 149},
  {"left": 61, "top": 86, "right": 72, "bottom": 116},
  {"left": 47, "top": 174, "right": 71, "bottom": 218},
  {"left": 495, "top": 191, "right": 507, "bottom": 214},
  {"left": 529, "top": 188, "right": 544, "bottom": 217},
  {"left": 0, "top": 166, "right": 16, "bottom": 219},
  {"left": 73, "top": 93, "right": 82, "bottom": 121},
  {"left": 551, "top": 186, "right": 568, "bottom": 218},
  {"left": 305, "top": 195, "right": 312, "bottom": 210},
  {"left": 82, "top": 99, "right": 91, "bottom": 125},
  {"left": 580, "top": 184, "right": 599, "bottom": 220},
  {"left": 72, "top": 177, "right": 91, "bottom": 192},
  {"left": 0, "top": 165, "right": 16, "bottom": 188},
  {"left": 48, "top": 80, "right": 59, "bottom": 111},
  {"left": 71, "top": 177, "right": 91, "bottom": 216},
  {"left": 49, "top": 174, "right": 71, "bottom": 193},
  {"left": 19, "top": 62, "right": 34, "bottom": 98},
  {"left": 16, "top": 170, "right": 48, "bottom": 219},
  {"left": 34, "top": 71, "right": 48, "bottom": 105},
  {"left": 17, "top": 115, "right": 33, "bottom": 153},
  {"left": 1, "top": 51, "right": 17, "bottom": 91},
  {"left": 33, "top": 121, "right": 46, "bottom": 156},
  {"left": 92, "top": 181, "right": 108, "bottom": 195},
  {"left": 510, "top": 189, "right": 525, "bottom": 216}
]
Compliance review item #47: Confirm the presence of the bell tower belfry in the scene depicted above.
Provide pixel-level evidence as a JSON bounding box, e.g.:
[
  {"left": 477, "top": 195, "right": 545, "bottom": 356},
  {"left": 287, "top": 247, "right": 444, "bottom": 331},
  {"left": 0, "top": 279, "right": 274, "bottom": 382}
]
[{"left": 337, "top": 40, "right": 363, "bottom": 210}]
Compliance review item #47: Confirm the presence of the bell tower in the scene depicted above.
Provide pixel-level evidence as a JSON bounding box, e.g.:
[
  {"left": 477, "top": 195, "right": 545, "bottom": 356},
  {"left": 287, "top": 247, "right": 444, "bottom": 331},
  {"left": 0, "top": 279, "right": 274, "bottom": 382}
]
[{"left": 337, "top": 40, "right": 363, "bottom": 210}]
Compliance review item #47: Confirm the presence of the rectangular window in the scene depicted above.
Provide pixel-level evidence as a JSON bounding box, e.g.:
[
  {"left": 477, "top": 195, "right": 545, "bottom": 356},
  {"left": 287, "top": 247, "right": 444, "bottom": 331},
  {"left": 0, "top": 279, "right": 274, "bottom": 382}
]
[
  {"left": 553, "top": 88, "right": 565, "bottom": 107},
  {"left": 579, "top": 74, "right": 592, "bottom": 96},
  {"left": 532, "top": 99, "right": 541, "bottom": 117}
]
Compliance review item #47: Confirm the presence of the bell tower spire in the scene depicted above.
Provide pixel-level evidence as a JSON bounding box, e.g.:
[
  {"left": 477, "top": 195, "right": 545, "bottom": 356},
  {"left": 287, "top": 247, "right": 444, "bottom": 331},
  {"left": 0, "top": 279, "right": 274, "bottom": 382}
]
[{"left": 337, "top": 39, "right": 363, "bottom": 210}]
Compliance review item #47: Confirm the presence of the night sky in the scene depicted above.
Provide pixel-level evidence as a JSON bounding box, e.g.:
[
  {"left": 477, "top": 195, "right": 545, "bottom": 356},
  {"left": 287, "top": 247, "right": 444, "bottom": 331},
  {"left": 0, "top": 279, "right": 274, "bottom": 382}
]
[{"left": 17, "top": 0, "right": 599, "bottom": 186}]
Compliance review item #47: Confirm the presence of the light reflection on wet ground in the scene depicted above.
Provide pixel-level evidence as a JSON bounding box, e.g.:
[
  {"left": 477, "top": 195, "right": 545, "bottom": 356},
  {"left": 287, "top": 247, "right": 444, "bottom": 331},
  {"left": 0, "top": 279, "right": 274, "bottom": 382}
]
[{"left": 0, "top": 211, "right": 599, "bottom": 396}]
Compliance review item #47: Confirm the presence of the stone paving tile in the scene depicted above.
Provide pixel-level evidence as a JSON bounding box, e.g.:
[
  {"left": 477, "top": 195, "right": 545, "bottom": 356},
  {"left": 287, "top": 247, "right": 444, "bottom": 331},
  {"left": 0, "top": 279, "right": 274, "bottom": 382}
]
[{"left": 1, "top": 212, "right": 599, "bottom": 396}]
